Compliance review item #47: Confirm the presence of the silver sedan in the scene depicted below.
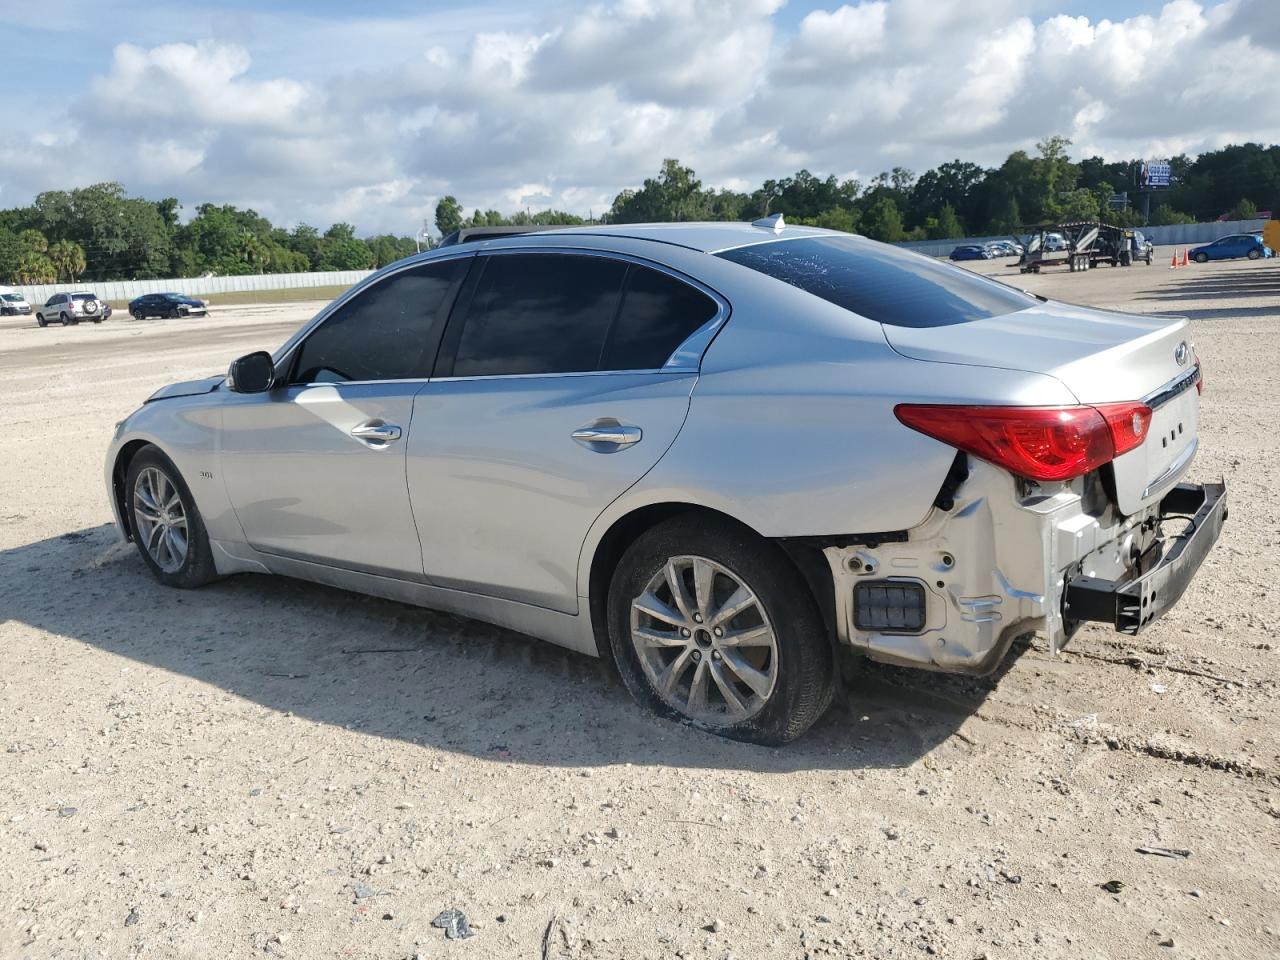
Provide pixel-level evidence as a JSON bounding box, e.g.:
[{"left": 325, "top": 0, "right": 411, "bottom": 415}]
[{"left": 106, "top": 219, "right": 1225, "bottom": 744}]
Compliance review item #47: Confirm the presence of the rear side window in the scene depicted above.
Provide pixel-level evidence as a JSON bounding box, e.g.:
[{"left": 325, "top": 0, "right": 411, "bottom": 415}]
[
  {"left": 291, "top": 258, "right": 467, "bottom": 383},
  {"left": 451, "top": 254, "right": 627, "bottom": 377},
  {"left": 717, "top": 235, "right": 1035, "bottom": 327},
  {"left": 603, "top": 265, "right": 719, "bottom": 370}
]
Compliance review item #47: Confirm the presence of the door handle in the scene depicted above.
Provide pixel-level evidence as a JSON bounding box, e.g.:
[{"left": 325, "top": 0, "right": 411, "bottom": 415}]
[
  {"left": 351, "top": 420, "right": 402, "bottom": 444},
  {"left": 572, "top": 421, "right": 642, "bottom": 450}
]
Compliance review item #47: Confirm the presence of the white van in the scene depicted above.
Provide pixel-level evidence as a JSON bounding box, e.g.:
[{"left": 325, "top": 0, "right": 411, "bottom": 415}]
[{"left": 0, "top": 285, "right": 31, "bottom": 316}]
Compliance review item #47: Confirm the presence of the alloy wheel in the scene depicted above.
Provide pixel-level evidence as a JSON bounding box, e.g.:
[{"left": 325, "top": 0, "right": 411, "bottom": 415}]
[
  {"left": 132, "top": 466, "right": 189, "bottom": 574},
  {"left": 629, "top": 555, "right": 779, "bottom": 727}
]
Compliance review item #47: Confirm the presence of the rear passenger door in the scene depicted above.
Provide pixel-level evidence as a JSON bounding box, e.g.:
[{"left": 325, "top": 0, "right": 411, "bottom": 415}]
[{"left": 407, "top": 249, "right": 724, "bottom": 614}]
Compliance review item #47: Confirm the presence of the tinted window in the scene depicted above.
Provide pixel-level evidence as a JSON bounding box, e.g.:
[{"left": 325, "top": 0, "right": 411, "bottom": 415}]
[
  {"left": 451, "top": 254, "right": 626, "bottom": 377},
  {"left": 72, "top": 294, "right": 95, "bottom": 302},
  {"left": 602, "top": 265, "right": 719, "bottom": 370},
  {"left": 717, "top": 235, "right": 1035, "bottom": 328},
  {"left": 291, "top": 258, "right": 467, "bottom": 383}
]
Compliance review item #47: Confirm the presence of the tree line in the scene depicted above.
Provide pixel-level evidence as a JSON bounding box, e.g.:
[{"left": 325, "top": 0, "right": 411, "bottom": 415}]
[
  {"left": 0, "top": 183, "right": 421, "bottom": 285},
  {"left": 2, "top": 139, "right": 1276, "bottom": 285},
  {"left": 588, "top": 139, "right": 1278, "bottom": 243}
]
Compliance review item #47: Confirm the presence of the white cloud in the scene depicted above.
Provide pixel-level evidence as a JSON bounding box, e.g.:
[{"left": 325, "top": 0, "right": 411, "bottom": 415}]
[
  {"left": 88, "top": 41, "right": 311, "bottom": 129},
  {"left": 0, "top": 0, "right": 1277, "bottom": 234}
]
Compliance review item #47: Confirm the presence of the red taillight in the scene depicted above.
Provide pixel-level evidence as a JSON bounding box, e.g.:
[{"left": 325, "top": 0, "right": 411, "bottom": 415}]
[
  {"left": 894, "top": 402, "right": 1152, "bottom": 483},
  {"left": 1094, "top": 402, "right": 1152, "bottom": 457}
]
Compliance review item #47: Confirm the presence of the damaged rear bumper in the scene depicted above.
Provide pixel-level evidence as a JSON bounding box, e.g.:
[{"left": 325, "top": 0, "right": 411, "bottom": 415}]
[
  {"left": 1063, "top": 482, "right": 1227, "bottom": 635},
  {"left": 821, "top": 460, "right": 1225, "bottom": 675}
]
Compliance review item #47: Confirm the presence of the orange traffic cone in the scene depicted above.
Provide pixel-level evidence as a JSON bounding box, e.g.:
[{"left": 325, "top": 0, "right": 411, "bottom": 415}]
[
  {"left": 1170, "top": 249, "right": 1179, "bottom": 268},
  {"left": 1180, "top": 249, "right": 1189, "bottom": 267}
]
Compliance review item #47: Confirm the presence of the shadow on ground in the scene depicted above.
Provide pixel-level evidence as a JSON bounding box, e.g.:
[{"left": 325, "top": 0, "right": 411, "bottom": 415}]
[
  {"left": 1, "top": 525, "right": 1020, "bottom": 772},
  {"left": 1135, "top": 269, "right": 1280, "bottom": 311}
]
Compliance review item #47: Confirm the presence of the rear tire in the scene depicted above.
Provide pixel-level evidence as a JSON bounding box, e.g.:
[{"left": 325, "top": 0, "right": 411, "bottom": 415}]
[
  {"left": 59, "top": 312, "right": 72, "bottom": 326},
  {"left": 606, "top": 515, "right": 835, "bottom": 745},
  {"left": 124, "top": 446, "right": 219, "bottom": 589}
]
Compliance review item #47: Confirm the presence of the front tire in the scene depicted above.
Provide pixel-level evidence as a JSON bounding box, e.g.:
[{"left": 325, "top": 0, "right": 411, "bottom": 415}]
[
  {"left": 36, "top": 313, "right": 47, "bottom": 327},
  {"left": 606, "top": 515, "right": 834, "bottom": 745},
  {"left": 125, "top": 446, "right": 219, "bottom": 589},
  {"left": 1194, "top": 252, "right": 1209, "bottom": 263},
  {"left": 1247, "top": 248, "right": 1261, "bottom": 260}
]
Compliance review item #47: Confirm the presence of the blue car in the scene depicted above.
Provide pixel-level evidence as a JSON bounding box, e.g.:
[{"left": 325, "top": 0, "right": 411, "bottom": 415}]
[
  {"left": 949, "top": 245, "right": 991, "bottom": 261},
  {"left": 1189, "top": 233, "right": 1272, "bottom": 263},
  {"left": 129, "top": 292, "right": 209, "bottom": 319}
]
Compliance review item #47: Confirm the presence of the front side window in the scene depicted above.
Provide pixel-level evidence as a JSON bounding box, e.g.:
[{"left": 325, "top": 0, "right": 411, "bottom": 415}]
[
  {"left": 450, "top": 254, "right": 627, "bottom": 377},
  {"left": 717, "top": 235, "right": 1036, "bottom": 328},
  {"left": 291, "top": 257, "right": 467, "bottom": 383}
]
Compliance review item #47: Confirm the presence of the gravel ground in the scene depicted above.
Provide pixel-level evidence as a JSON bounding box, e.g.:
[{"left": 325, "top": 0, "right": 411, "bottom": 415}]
[{"left": 1, "top": 255, "right": 1278, "bottom": 960}]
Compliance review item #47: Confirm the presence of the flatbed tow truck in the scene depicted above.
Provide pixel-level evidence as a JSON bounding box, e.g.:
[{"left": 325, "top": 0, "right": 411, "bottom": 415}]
[{"left": 1017, "top": 221, "right": 1149, "bottom": 273}]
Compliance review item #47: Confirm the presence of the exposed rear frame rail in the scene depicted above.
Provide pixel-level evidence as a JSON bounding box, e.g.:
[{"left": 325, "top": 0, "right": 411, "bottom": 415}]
[{"left": 1063, "top": 481, "right": 1227, "bottom": 635}]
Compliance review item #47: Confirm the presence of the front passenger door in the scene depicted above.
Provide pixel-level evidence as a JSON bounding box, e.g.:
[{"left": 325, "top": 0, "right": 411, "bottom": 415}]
[{"left": 218, "top": 256, "right": 470, "bottom": 578}]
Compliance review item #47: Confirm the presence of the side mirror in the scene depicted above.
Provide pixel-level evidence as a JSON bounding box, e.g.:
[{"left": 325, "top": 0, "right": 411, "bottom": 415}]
[{"left": 227, "top": 351, "right": 275, "bottom": 393}]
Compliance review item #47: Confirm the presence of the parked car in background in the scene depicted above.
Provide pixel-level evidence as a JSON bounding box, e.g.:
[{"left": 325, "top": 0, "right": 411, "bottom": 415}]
[
  {"left": 35, "top": 292, "right": 108, "bottom": 326},
  {"left": 986, "top": 241, "right": 1020, "bottom": 258},
  {"left": 0, "top": 286, "right": 31, "bottom": 316},
  {"left": 1129, "top": 230, "right": 1154, "bottom": 265},
  {"left": 106, "top": 220, "right": 1225, "bottom": 745},
  {"left": 129, "top": 292, "right": 209, "bottom": 320},
  {"left": 949, "top": 244, "right": 991, "bottom": 261},
  {"left": 1189, "top": 233, "right": 1272, "bottom": 262},
  {"left": 1043, "top": 233, "right": 1067, "bottom": 251}
]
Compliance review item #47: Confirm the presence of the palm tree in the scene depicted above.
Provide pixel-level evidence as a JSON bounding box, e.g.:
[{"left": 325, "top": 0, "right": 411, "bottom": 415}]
[
  {"left": 47, "top": 240, "right": 87, "bottom": 282},
  {"left": 15, "top": 253, "right": 56, "bottom": 284},
  {"left": 236, "top": 230, "right": 269, "bottom": 274},
  {"left": 17, "top": 229, "right": 48, "bottom": 255}
]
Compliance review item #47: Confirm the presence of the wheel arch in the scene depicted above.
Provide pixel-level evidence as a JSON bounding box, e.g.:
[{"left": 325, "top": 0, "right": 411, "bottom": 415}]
[
  {"left": 111, "top": 439, "right": 158, "bottom": 541},
  {"left": 583, "top": 500, "right": 837, "bottom": 668}
]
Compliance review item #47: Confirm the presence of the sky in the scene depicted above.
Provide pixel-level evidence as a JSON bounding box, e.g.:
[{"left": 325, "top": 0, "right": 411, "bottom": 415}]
[{"left": 0, "top": 0, "right": 1276, "bottom": 235}]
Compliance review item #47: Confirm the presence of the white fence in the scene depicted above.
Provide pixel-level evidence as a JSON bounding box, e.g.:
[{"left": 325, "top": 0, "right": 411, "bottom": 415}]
[
  {"left": 14, "top": 269, "right": 375, "bottom": 305},
  {"left": 898, "top": 218, "right": 1272, "bottom": 259}
]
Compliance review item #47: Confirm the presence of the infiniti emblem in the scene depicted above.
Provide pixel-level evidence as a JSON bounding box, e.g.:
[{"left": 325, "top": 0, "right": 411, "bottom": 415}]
[{"left": 1174, "top": 341, "right": 1189, "bottom": 366}]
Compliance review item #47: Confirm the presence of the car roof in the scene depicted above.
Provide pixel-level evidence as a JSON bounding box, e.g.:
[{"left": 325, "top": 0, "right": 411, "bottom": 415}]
[{"left": 455, "top": 220, "right": 842, "bottom": 254}]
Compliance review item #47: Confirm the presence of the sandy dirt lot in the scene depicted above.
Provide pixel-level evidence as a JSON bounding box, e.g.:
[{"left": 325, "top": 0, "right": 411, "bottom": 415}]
[{"left": 2, "top": 256, "right": 1278, "bottom": 960}]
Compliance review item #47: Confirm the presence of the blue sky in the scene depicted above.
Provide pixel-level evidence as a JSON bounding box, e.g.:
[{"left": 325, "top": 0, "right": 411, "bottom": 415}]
[{"left": 0, "top": 0, "right": 1273, "bottom": 233}]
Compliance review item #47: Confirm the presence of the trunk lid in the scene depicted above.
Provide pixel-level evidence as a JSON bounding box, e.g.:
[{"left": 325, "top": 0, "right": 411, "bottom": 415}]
[{"left": 882, "top": 302, "right": 1198, "bottom": 515}]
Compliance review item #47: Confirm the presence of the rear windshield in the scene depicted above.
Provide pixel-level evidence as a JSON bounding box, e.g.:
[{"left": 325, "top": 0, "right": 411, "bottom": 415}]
[
  {"left": 717, "top": 235, "right": 1035, "bottom": 328},
  {"left": 72, "top": 293, "right": 97, "bottom": 301}
]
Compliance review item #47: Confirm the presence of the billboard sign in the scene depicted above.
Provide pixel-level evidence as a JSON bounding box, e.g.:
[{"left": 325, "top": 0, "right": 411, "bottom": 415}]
[{"left": 1142, "top": 161, "right": 1171, "bottom": 188}]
